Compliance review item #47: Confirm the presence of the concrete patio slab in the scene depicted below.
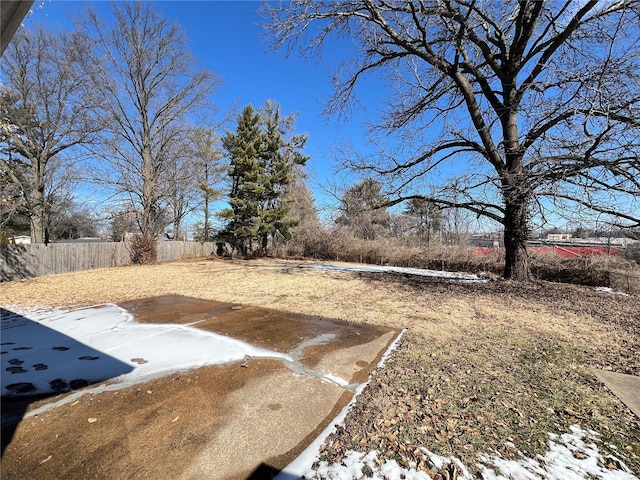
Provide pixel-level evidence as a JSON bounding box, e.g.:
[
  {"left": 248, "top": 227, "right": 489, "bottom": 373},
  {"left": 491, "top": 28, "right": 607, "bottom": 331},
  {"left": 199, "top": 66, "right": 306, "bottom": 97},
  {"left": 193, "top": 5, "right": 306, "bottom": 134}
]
[
  {"left": 1, "top": 296, "right": 400, "bottom": 480},
  {"left": 592, "top": 369, "right": 640, "bottom": 419}
]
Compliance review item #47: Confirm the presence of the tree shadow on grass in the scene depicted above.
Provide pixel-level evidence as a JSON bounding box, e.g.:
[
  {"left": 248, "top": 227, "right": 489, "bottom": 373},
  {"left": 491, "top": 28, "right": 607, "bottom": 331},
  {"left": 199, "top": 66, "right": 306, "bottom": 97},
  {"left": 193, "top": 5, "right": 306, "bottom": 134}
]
[{"left": 1, "top": 308, "right": 133, "bottom": 457}]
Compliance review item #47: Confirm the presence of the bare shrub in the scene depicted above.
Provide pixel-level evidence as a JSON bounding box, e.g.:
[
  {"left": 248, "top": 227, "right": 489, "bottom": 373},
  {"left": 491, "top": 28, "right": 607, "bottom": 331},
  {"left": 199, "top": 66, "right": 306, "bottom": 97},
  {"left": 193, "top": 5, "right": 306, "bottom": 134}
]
[
  {"left": 529, "top": 250, "right": 640, "bottom": 287},
  {"left": 624, "top": 243, "right": 640, "bottom": 266},
  {"left": 286, "top": 226, "right": 348, "bottom": 260},
  {"left": 285, "top": 228, "right": 503, "bottom": 275},
  {"left": 284, "top": 228, "right": 640, "bottom": 289},
  {"left": 610, "top": 271, "right": 640, "bottom": 295},
  {"left": 128, "top": 235, "right": 157, "bottom": 265}
]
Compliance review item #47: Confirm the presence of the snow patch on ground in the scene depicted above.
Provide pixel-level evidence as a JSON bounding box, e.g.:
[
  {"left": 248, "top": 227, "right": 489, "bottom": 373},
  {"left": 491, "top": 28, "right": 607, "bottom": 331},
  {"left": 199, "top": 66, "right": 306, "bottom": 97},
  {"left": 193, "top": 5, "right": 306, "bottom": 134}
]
[
  {"left": 476, "top": 425, "right": 637, "bottom": 479},
  {"left": 277, "top": 331, "right": 636, "bottom": 480},
  {"left": 1, "top": 304, "right": 291, "bottom": 397},
  {"left": 306, "top": 263, "right": 487, "bottom": 282},
  {"left": 293, "top": 425, "right": 637, "bottom": 479},
  {"left": 595, "top": 287, "right": 630, "bottom": 296}
]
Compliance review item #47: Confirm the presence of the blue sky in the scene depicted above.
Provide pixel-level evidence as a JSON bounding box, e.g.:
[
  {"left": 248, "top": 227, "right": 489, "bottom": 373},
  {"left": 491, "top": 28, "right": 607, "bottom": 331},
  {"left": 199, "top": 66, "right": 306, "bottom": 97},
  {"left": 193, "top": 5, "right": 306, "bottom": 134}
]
[
  {"left": 12, "top": 2, "right": 639, "bottom": 237},
  {"left": 25, "top": 0, "right": 376, "bottom": 218}
]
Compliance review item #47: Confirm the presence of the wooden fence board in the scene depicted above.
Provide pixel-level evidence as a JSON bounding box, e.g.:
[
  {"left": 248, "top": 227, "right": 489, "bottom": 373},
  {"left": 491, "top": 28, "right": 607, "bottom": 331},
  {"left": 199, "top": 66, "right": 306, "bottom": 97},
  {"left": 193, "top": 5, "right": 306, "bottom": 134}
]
[{"left": 1, "top": 242, "right": 217, "bottom": 282}]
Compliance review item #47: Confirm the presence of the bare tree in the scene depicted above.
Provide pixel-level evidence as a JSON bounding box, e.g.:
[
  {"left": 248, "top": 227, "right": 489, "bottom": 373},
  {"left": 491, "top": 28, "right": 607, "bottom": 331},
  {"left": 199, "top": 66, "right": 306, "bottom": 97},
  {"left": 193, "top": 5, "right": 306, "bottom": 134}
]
[
  {"left": 264, "top": 1, "right": 640, "bottom": 279},
  {"left": 48, "top": 201, "right": 99, "bottom": 240},
  {"left": 77, "top": 2, "right": 221, "bottom": 238},
  {"left": 107, "top": 208, "right": 138, "bottom": 242},
  {"left": 157, "top": 127, "right": 196, "bottom": 241},
  {"left": 1, "top": 27, "right": 96, "bottom": 243},
  {"left": 287, "top": 168, "right": 320, "bottom": 232}
]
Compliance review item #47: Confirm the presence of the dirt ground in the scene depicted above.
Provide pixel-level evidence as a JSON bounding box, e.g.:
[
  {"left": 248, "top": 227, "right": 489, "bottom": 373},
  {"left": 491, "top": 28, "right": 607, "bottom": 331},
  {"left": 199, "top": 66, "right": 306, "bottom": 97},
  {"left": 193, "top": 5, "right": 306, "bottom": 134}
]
[{"left": 1, "top": 257, "right": 639, "bottom": 478}]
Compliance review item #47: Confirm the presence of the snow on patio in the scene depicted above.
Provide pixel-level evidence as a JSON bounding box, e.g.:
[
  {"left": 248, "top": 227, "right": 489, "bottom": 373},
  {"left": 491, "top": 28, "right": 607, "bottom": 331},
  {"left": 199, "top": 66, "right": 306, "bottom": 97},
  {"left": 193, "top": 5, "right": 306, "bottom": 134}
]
[{"left": 1, "top": 305, "right": 291, "bottom": 397}]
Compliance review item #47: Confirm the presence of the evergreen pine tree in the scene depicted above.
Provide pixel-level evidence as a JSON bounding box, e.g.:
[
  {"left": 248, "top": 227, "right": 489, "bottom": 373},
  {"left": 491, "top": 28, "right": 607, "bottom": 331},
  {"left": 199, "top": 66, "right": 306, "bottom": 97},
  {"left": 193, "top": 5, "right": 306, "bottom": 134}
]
[
  {"left": 219, "top": 102, "right": 308, "bottom": 255},
  {"left": 219, "top": 105, "right": 264, "bottom": 254},
  {"left": 336, "top": 179, "right": 390, "bottom": 240},
  {"left": 404, "top": 198, "right": 443, "bottom": 245},
  {"left": 258, "top": 101, "right": 308, "bottom": 252}
]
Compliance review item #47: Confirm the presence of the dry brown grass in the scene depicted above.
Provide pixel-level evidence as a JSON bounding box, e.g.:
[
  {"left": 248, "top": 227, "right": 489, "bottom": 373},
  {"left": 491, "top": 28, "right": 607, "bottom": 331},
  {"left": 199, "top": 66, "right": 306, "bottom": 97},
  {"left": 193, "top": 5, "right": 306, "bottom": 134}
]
[{"left": 1, "top": 257, "right": 639, "bottom": 476}]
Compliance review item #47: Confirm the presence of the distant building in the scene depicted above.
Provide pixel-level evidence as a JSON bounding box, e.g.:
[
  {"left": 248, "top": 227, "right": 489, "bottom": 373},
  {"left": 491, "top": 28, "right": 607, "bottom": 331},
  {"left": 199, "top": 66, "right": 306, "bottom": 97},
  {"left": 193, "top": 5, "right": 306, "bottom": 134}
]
[
  {"left": 547, "top": 233, "right": 572, "bottom": 242},
  {"left": 12, "top": 235, "right": 31, "bottom": 245},
  {"left": 55, "top": 237, "right": 109, "bottom": 244}
]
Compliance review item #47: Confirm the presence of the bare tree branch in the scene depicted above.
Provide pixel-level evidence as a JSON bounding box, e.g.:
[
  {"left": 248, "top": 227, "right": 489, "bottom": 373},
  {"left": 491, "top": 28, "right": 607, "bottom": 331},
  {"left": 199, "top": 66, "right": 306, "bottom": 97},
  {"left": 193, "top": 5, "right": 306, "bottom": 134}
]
[
  {"left": 264, "top": 0, "right": 640, "bottom": 279},
  {"left": 76, "top": 3, "right": 221, "bottom": 238},
  {"left": 1, "top": 26, "right": 98, "bottom": 243}
]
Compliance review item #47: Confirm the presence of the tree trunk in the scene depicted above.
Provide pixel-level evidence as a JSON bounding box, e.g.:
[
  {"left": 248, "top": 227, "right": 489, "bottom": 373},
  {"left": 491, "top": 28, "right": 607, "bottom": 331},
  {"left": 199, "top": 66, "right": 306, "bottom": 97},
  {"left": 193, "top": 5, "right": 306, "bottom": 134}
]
[
  {"left": 141, "top": 144, "right": 157, "bottom": 239},
  {"left": 203, "top": 192, "right": 210, "bottom": 243},
  {"left": 30, "top": 173, "right": 46, "bottom": 244},
  {"left": 29, "top": 207, "right": 45, "bottom": 244},
  {"left": 173, "top": 218, "right": 181, "bottom": 241},
  {"left": 503, "top": 199, "right": 530, "bottom": 280}
]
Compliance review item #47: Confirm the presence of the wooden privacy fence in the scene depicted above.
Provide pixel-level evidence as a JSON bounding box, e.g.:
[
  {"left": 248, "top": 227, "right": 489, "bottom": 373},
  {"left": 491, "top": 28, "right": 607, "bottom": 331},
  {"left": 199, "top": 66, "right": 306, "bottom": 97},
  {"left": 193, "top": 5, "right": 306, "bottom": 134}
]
[{"left": 0, "top": 241, "right": 217, "bottom": 282}]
